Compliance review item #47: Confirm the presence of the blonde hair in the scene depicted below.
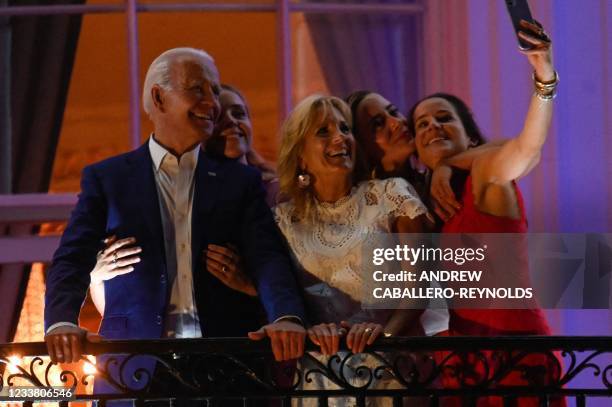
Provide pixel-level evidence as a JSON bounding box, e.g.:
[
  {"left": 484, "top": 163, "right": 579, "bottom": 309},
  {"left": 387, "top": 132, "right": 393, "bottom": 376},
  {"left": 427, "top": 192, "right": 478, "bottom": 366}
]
[
  {"left": 142, "top": 47, "right": 215, "bottom": 117},
  {"left": 278, "top": 94, "right": 366, "bottom": 220}
]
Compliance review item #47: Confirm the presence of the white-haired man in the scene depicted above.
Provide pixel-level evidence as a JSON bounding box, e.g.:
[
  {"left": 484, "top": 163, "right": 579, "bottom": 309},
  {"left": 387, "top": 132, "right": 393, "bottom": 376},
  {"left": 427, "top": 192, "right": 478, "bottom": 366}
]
[{"left": 44, "top": 48, "right": 306, "bottom": 376}]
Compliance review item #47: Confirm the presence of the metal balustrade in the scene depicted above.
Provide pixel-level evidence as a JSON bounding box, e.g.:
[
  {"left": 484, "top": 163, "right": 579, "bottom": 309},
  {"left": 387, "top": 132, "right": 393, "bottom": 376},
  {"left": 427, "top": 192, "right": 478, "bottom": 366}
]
[{"left": 1, "top": 336, "right": 611, "bottom": 406}]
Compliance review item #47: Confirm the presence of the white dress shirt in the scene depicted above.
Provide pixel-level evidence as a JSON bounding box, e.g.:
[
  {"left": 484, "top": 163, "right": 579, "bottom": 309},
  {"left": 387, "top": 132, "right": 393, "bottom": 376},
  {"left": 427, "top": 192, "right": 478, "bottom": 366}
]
[
  {"left": 149, "top": 135, "right": 202, "bottom": 338},
  {"left": 46, "top": 136, "right": 300, "bottom": 336},
  {"left": 46, "top": 137, "right": 203, "bottom": 337}
]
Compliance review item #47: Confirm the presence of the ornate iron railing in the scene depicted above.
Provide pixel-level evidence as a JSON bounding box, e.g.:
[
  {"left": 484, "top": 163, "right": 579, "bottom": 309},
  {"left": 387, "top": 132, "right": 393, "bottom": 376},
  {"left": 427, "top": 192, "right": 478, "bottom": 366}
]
[{"left": 1, "top": 336, "right": 611, "bottom": 406}]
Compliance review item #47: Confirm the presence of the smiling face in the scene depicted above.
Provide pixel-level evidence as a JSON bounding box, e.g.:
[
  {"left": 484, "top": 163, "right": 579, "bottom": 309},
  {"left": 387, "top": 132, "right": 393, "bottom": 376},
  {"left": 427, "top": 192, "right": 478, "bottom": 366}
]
[
  {"left": 412, "top": 97, "right": 472, "bottom": 169},
  {"left": 154, "top": 56, "right": 221, "bottom": 145},
  {"left": 354, "top": 93, "right": 413, "bottom": 166},
  {"left": 300, "top": 104, "right": 356, "bottom": 183},
  {"left": 215, "top": 88, "right": 252, "bottom": 159}
]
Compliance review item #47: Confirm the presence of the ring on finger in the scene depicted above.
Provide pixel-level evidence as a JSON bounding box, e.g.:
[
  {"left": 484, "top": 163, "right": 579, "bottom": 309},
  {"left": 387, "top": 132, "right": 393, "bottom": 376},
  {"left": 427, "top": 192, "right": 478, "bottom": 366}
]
[
  {"left": 364, "top": 327, "right": 373, "bottom": 334},
  {"left": 112, "top": 252, "right": 118, "bottom": 263},
  {"left": 222, "top": 265, "right": 228, "bottom": 273}
]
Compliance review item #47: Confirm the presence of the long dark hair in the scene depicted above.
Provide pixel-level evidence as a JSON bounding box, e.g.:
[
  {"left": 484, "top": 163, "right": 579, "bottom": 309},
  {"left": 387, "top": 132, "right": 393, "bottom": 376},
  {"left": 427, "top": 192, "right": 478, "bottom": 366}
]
[
  {"left": 345, "top": 90, "right": 428, "bottom": 196},
  {"left": 345, "top": 90, "right": 374, "bottom": 160},
  {"left": 407, "top": 92, "right": 486, "bottom": 147}
]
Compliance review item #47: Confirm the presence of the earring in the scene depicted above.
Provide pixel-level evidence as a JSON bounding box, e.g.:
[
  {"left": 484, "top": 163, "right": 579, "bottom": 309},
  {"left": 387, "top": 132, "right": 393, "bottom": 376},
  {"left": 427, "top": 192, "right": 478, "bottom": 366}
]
[{"left": 297, "top": 172, "right": 311, "bottom": 189}]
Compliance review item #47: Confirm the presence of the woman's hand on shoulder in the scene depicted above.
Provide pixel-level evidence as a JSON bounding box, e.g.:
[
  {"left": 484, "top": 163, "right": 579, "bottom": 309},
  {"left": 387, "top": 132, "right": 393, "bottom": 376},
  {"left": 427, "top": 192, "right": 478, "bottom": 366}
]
[
  {"left": 205, "top": 244, "right": 258, "bottom": 297},
  {"left": 90, "top": 235, "right": 140, "bottom": 285},
  {"left": 430, "top": 164, "right": 461, "bottom": 221}
]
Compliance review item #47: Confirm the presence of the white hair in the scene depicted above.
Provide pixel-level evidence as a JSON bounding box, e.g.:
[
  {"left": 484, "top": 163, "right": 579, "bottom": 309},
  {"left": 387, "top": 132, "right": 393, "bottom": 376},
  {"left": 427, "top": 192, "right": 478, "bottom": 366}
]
[{"left": 142, "top": 47, "right": 216, "bottom": 116}]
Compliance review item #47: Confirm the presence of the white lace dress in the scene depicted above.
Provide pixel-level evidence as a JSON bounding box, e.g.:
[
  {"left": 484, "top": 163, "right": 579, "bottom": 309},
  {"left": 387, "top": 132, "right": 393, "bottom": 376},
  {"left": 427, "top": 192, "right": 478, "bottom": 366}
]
[{"left": 274, "top": 178, "right": 431, "bottom": 407}]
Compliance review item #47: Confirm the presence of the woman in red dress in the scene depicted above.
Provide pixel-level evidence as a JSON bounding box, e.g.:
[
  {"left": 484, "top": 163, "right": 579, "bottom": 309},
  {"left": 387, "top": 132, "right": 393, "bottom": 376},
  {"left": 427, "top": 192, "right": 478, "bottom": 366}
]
[
  {"left": 404, "top": 20, "right": 564, "bottom": 407},
  {"left": 349, "top": 19, "right": 563, "bottom": 406}
]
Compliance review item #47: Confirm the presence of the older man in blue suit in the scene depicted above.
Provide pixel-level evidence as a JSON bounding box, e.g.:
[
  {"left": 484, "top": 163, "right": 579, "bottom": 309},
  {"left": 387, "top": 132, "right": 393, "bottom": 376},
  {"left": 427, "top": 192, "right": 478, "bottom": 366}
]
[{"left": 44, "top": 48, "right": 306, "bottom": 368}]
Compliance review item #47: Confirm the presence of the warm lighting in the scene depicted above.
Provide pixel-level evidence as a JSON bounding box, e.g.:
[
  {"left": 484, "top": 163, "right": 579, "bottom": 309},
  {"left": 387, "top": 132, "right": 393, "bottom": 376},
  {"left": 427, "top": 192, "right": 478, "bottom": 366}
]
[
  {"left": 83, "top": 355, "right": 97, "bottom": 375},
  {"left": 7, "top": 355, "right": 22, "bottom": 374}
]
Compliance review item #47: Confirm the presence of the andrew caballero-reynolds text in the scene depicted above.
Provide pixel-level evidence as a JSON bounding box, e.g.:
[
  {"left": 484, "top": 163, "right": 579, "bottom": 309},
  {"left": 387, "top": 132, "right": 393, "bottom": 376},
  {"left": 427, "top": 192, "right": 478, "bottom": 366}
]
[{"left": 369, "top": 244, "right": 534, "bottom": 300}]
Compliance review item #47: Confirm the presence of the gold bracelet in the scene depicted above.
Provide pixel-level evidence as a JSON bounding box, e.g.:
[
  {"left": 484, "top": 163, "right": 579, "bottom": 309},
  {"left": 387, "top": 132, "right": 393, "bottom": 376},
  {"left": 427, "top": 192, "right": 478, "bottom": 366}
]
[
  {"left": 534, "top": 70, "right": 558, "bottom": 86},
  {"left": 533, "top": 70, "right": 559, "bottom": 101}
]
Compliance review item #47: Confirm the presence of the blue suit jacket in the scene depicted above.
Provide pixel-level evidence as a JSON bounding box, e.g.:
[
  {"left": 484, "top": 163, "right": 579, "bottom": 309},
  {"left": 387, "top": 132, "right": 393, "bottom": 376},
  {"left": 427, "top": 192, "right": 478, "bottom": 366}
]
[{"left": 44, "top": 143, "right": 305, "bottom": 339}]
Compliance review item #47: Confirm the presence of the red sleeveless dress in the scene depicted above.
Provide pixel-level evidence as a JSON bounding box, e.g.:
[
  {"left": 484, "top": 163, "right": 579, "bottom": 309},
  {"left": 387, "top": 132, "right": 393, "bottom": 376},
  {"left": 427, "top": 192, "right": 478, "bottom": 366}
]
[{"left": 436, "top": 176, "right": 565, "bottom": 407}]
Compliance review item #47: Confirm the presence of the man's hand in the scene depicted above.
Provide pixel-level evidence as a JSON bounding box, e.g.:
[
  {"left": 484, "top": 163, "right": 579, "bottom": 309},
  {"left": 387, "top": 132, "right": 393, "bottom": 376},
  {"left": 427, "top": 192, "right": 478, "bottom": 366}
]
[
  {"left": 248, "top": 321, "right": 306, "bottom": 361},
  {"left": 44, "top": 326, "right": 101, "bottom": 364}
]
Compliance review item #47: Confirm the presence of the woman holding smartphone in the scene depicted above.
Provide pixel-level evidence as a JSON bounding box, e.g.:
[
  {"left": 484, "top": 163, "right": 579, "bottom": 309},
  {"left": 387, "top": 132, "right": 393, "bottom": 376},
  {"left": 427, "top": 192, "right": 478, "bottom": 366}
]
[{"left": 405, "top": 20, "right": 564, "bottom": 407}]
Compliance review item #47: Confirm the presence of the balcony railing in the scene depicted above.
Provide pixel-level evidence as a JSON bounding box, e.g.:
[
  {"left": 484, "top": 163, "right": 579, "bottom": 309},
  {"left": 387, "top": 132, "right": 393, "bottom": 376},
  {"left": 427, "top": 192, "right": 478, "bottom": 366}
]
[{"left": 1, "top": 336, "right": 611, "bottom": 406}]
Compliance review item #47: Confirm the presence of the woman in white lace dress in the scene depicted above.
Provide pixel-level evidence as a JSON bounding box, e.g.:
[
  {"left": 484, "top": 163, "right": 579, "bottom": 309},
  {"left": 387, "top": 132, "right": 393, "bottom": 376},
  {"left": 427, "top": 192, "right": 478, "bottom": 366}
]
[{"left": 275, "top": 95, "right": 431, "bottom": 406}]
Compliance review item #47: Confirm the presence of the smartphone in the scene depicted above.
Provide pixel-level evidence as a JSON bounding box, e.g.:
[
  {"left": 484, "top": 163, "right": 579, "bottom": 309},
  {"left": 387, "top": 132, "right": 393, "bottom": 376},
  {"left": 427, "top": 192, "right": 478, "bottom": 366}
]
[{"left": 504, "top": 0, "right": 536, "bottom": 50}]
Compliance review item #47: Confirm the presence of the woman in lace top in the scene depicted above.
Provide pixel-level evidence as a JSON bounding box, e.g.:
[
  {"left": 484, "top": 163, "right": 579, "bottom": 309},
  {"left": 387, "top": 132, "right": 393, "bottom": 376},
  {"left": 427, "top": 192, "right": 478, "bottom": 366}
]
[
  {"left": 271, "top": 95, "right": 432, "bottom": 407},
  {"left": 275, "top": 94, "right": 431, "bottom": 349}
]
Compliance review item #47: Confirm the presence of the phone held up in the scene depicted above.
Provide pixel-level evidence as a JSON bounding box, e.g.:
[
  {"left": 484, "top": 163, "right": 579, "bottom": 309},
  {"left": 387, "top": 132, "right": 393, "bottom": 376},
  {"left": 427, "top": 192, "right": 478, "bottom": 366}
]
[{"left": 505, "top": 0, "right": 536, "bottom": 50}]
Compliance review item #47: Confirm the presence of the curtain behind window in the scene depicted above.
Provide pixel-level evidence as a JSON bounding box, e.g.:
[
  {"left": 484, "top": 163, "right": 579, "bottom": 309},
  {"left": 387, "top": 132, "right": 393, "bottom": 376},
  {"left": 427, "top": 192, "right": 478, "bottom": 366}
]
[
  {"left": 0, "top": 0, "right": 84, "bottom": 343},
  {"left": 303, "top": 0, "right": 422, "bottom": 112}
]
